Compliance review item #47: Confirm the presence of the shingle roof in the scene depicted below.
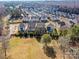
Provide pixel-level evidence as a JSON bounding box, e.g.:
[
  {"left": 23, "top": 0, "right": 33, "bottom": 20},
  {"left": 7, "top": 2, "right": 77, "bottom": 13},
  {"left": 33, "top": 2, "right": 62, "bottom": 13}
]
[
  {"left": 36, "top": 22, "right": 45, "bottom": 28},
  {"left": 28, "top": 22, "right": 36, "bottom": 31},
  {"left": 58, "top": 21, "right": 66, "bottom": 26}
]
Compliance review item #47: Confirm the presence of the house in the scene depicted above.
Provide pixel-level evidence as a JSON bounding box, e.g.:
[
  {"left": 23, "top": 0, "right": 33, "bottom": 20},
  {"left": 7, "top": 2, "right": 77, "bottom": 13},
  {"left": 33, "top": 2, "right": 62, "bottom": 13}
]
[
  {"left": 9, "top": 23, "right": 20, "bottom": 35},
  {"left": 59, "top": 16, "right": 72, "bottom": 28},
  {"left": 45, "top": 23, "right": 54, "bottom": 32},
  {"left": 35, "top": 22, "right": 46, "bottom": 35},
  {"left": 58, "top": 21, "right": 65, "bottom": 27},
  {"left": 76, "top": 15, "right": 79, "bottom": 23},
  {"left": 28, "top": 22, "right": 36, "bottom": 32},
  {"left": 69, "top": 18, "right": 78, "bottom": 24},
  {"left": 40, "top": 16, "right": 48, "bottom": 23},
  {"left": 18, "top": 23, "right": 25, "bottom": 32},
  {"left": 46, "top": 19, "right": 55, "bottom": 32},
  {"left": 9, "top": 14, "right": 62, "bottom": 36},
  {"left": 45, "top": 19, "right": 60, "bottom": 35},
  {"left": 9, "top": 20, "right": 23, "bottom": 35}
]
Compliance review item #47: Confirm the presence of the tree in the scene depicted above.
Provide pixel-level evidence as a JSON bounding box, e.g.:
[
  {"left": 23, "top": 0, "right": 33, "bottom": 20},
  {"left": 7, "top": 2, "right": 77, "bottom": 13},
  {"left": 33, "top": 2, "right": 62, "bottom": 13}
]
[
  {"left": 41, "top": 34, "right": 56, "bottom": 59},
  {"left": 41, "top": 34, "right": 52, "bottom": 47},
  {"left": 68, "top": 25, "right": 79, "bottom": 46},
  {"left": 70, "top": 25, "right": 79, "bottom": 36},
  {"left": 59, "top": 25, "right": 79, "bottom": 59},
  {"left": 59, "top": 29, "right": 68, "bottom": 37},
  {"left": 2, "top": 38, "right": 9, "bottom": 59},
  {"left": 51, "top": 29, "right": 59, "bottom": 40},
  {"left": 27, "top": 31, "right": 36, "bottom": 38},
  {"left": 1, "top": 16, "right": 10, "bottom": 59}
]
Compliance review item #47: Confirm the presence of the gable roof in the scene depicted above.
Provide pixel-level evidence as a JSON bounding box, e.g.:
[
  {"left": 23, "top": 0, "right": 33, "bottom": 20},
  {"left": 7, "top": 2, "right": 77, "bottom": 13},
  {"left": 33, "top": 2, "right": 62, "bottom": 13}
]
[
  {"left": 28, "top": 22, "right": 36, "bottom": 31},
  {"left": 58, "top": 21, "right": 66, "bottom": 26},
  {"left": 36, "top": 22, "right": 45, "bottom": 28}
]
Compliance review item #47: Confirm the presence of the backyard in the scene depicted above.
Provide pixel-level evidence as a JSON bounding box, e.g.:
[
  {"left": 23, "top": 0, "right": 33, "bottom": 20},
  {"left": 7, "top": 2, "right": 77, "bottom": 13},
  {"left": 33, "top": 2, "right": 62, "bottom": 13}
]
[{"left": 6, "top": 37, "right": 64, "bottom": 59}]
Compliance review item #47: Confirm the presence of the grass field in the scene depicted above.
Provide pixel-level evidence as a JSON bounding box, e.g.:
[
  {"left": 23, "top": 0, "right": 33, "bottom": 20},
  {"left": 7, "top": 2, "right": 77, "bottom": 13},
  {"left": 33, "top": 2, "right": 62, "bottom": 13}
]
[
  {"left": 7, "top": 37, "right": 66, "bottom": 59},
  {"left": 7, "top": 37, "right": 51, "bottom": 59}
]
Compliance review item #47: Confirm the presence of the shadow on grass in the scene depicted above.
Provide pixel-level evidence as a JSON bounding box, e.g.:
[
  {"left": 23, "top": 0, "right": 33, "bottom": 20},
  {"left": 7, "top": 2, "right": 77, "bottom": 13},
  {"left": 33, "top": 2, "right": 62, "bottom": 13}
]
[
  {"left": 43, "top": 46, "right": 56, "bottom": 59},
  {"left": 35, "top": 36, "right": 41, "bottom": 42}
]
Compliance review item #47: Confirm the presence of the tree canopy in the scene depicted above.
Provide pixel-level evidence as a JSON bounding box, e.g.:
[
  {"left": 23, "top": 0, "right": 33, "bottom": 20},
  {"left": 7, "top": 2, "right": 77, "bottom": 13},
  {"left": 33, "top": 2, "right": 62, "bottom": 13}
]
[{"left": 41, "top": 34, "right": 52, "bottom": 45}]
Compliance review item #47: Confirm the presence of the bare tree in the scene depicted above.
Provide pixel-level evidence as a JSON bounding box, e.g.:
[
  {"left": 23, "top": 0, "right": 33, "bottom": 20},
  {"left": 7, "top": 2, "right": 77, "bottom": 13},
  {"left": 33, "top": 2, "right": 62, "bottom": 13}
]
[
  {"left": 59, "top": 37, "right": 70, "bottom": 59},
  {"left": 1, "top": 16, "right": 10, "bottom": 59}
]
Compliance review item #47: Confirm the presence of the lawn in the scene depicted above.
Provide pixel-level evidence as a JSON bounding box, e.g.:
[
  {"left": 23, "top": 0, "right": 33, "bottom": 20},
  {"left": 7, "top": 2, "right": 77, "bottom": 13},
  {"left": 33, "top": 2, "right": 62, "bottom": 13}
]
[
  {"left": 7, "top": 37, "right": 70, "bottom": 59},
  {"left": 7, "top": 37, "right": 51, "bottom": 59}
]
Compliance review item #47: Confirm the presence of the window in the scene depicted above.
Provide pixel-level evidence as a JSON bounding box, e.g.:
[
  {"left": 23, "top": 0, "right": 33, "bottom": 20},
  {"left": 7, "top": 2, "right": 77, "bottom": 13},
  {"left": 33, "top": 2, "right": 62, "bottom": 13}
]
[{"left": 47, "top": 27, "right": 52, "bottom": 32}]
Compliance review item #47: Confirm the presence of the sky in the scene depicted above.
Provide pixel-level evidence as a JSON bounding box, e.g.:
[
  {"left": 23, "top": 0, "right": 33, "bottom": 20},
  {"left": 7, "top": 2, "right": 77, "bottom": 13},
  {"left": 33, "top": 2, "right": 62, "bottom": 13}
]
[
  {"left": 0, "top": 0, "right": 67, "bottom": 1},
  {"left": 0, "top": 0, "right": 78, "bottom": 1}
]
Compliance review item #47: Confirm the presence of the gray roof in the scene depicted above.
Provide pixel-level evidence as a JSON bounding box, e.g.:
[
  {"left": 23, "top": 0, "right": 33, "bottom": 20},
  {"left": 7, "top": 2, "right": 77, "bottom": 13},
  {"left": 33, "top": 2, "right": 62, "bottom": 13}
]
[
  {"left": 28, "top": 22, "right": 36, "bottom": 31},
  {"left": 58, "top": 22, "right": 66, "bottom": 26},
  {"left": 36, "top": 23, "right": 45, "bottom": 28}
]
